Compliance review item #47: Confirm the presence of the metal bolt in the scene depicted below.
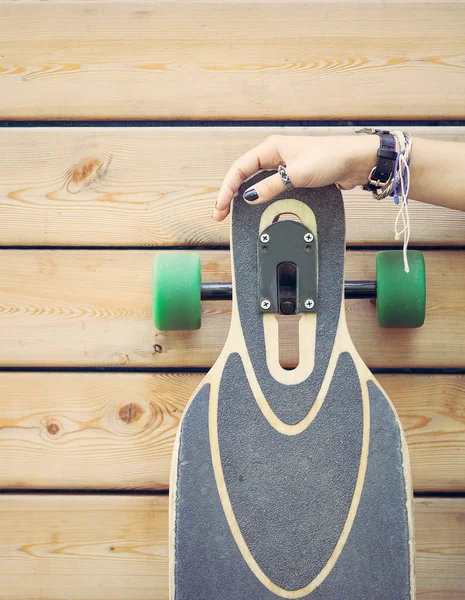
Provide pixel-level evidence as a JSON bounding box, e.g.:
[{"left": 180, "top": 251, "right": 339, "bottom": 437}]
[
  {"left": 261, "top": 299, "right": 271, "bottom": 310},
  {"left": 260, "top": 233, "right": 270, "bottom": 243},
  {"left": 304, "top": 232, "right": 314, "bottom": 243},
  {"left": 305, "top": 298, "right": 315, "bottom": 309}
]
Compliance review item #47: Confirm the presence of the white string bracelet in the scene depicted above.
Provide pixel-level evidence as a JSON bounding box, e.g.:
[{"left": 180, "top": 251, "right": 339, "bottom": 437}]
[
  {"left": 392, "top": 134, "right": 413, "bottom": 272},
  {"left": 370, "top": 131, "right": 413, "bottom": 273}
]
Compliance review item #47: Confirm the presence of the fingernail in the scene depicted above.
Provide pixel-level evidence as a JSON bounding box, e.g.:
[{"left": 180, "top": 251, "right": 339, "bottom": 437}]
[{"left": 243, "top": 188, "right": 259, "bottom": 202}]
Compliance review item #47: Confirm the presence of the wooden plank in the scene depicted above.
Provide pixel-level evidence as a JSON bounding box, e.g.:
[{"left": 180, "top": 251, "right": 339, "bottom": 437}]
[
  {"left": 0, "top": 495, "right": 462, "bottom": 600},
  {"left": 0, "top": 372, "right": 463, "bottom": 492},
  {"left": 414, "top": 498, "right": 465, "bottom": 600},
  {"left": 0, "top": 126, "right": 465, "bottom": 247},
  {"left": 1, "top": 2, "right": 464, "bottom": 120},
  {"left": 0, "top": 494, "right": 169, "bottom": 600},
  {"left": 0, "top": 249, "right": 463, "bottom": 369}
]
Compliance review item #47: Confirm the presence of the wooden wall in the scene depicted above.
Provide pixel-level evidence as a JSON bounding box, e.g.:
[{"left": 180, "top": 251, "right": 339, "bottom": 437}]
[{"left": 0, "top": 2, "right": 464, "bottom": 598}]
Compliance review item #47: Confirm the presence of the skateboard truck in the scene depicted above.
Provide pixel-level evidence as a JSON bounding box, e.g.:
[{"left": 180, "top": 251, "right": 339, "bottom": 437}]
[
  {"left": 200, "top": 219, "right": 378, "bottom": 307},
  {"left": 152, "top": 250, "right": 425, "bottom": 330}
]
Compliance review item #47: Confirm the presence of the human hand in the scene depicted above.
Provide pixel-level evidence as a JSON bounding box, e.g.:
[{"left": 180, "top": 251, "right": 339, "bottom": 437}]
[{"left": 212, "top": 134, "right": 379, "bottom": 221}]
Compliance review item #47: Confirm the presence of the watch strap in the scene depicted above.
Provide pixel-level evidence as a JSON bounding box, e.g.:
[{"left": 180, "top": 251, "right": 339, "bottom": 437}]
[{"left": 362, "top": 130, "right": 397, "bottom": 192}]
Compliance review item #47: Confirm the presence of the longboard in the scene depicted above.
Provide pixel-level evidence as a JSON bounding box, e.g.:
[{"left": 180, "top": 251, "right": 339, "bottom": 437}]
[{"left": 169, "top": 172, "right": 415, "bottom": 599}]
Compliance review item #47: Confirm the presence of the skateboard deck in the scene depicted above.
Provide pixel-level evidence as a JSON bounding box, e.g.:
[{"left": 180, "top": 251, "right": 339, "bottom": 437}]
[{"left": 170, "top": 171, "right": 415, "bottom": 599}]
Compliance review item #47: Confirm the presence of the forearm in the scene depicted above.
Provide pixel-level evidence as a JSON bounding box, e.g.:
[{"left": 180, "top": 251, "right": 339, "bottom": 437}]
[
  {"left": 354, "top": 136, "right": 465, "bottom": 212},
  {"left": 407, "top": 138, "right": 465, "bottom": 210}
]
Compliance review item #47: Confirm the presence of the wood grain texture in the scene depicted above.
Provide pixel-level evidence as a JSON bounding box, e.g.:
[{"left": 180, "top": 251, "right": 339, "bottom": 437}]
[
  {"left": 0, "top": 372, "right": 463, "bottom": 492},
  {"left": 0, "top": 126, "right": 465, "bottom": 247},
  {"left": 0, "top": 495, "right": 461, "bottom": 600},
  {"left": 0, "top": 249, "right": 464, "bottom": 369},
  {"left": 1, "top": 2, "right": 464, "bottom": 120}
]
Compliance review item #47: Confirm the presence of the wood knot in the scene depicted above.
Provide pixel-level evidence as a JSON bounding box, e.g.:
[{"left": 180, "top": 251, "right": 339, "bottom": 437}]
[
  {"left": 47, "top": 422, "right": 60, "bottom": 436},
  {"left": 119, "top": 403, "right": 143, "bottom": 425},
  {"left": 154, "top": 344, "right": 163, "bottom": 353},
  {"left": 67, "top": 155, "right": 110, "bottom": 193},
  {"left": 40, "top": 417, "right": 65, "bottom": 441}
]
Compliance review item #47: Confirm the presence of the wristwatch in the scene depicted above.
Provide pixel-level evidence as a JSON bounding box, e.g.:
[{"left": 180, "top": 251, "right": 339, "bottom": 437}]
[{"left": 357, "top": 129, "right": 397, "bottom": 192}]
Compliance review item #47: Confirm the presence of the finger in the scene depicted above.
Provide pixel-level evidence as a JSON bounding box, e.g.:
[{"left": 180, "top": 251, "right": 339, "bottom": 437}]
[
  {"left": 211, "top": 202, "right": 230, "bottom": 222},
  {"left": 242, "top": 172, "right": 288, "bottom": 204},
  {"left": 214, "top": 161, "right": 252, "bottom": 217},
  {"left": 244, "top": 160, "right": 302, "bottom": 204},
  {"left": 214, "top": 137, "right": 281, "bottom": 217}
]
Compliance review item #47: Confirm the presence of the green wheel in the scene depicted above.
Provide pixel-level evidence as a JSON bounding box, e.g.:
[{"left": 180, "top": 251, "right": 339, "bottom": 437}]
[
  {"left": 152, "top": 253, "right": 201, "bottom": 331},
  {"left": 376, "top": 250, "right": 426, "bottom": 328}
]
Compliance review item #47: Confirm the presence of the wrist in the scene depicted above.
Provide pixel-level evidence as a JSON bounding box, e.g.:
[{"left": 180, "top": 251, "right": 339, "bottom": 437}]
[{"left": 346, "top": 134, "right": 380, "bottom": 188}]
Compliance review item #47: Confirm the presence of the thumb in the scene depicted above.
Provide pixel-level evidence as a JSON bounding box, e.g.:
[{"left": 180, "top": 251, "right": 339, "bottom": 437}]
[{"left": 242, "top": 171, "right": 290, "bottom": 205}]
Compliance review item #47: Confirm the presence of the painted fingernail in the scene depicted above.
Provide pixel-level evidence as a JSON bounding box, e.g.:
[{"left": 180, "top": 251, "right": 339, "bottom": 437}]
[{"left": 243, "top": 188, "right": 259, "bottom": 202}]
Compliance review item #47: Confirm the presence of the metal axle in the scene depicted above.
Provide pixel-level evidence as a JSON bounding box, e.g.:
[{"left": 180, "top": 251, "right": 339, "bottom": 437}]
[{"left": 201, "top": 281, "right": 377, "bottom": 301}]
